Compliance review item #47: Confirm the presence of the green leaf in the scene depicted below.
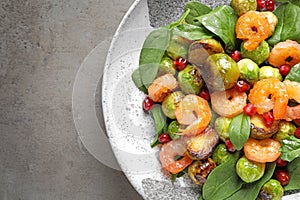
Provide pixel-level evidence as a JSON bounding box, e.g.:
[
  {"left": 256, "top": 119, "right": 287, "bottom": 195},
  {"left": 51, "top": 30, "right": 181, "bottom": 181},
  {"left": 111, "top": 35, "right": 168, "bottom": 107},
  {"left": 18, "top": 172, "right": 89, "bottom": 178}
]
[
  {"left": 267, "top": 3, "right": 300, "bottom": 46},
  {"left": 184, "top": 1, "right": 212, "bottom": 26},
  {"left": 202, "top": 151, "right": 243, "bottom": 200},
  {"left": 285, "top": 158, "right": 300, "bottom": 191},
  {"left": 227, "top": 162, "right": 276, "bottom": 200},
  {"left": 280, "top": 135, "right": 300, "bottom": 162},
  {"left": 276, "top": 0, "right": 300, "bottom": 6},
  {"left": 131, "top": 69, "right": 147, "bottom": 93},
  {"left": 229, "top": 113, "right": 251, "bottom": 151},
  {"left": 200, "top": 5, "right": 238, "bottom": 52},
  {"left": 172, "top": 24, "right": 214, "bottom": 41},
  {"left": 150, "top": 104, "right": 167, "bottom": 147},
  {"left": 166, "top": 8, "right": 191, "bottom": 29},
  {"left": 139, "top": 28, "right": 171, "bottom": 88},
  {"left": 285, "top": 63, "right": 300, "bottom": 82}
]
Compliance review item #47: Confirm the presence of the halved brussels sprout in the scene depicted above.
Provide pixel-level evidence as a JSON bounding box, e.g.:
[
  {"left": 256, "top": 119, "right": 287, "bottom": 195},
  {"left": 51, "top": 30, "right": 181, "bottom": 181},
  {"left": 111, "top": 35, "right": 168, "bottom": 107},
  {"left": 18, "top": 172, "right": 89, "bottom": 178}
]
[
  {"left": 158, "top": 56, "right": 176, "bottom": 76},
  {"left": 237, "top": 58, "right": 259, "bottom": 84},
  {"left": 258, "top": 179, "right": 284, "bottom": 200},
  {"left": 236, "top": 156, "right": 266, "bottom": 183},
  {"left": 241, "top": 40, "right": 270, "bottom": 65},
  {"left": 273, "top": 121, "right": 296, "bottom": 141},
  {"left": 250, "top": 114, "right": 280, "bottom": 139},
  {"left": 214, "top": 116, "right": 232, "bottom": 142},
  {"left": 230, "top": 0, "right": 257, "bottom": 16},
  {"left": 188, "top": 158, "right": 216, "bottom": 185},
  {"left": 167, "top": 35, "right": 190, "bottom": 60},
  {"left": 259, "top": 66, "right": 283, "bottom": 81},
  {"left": 162, "top": 91, "right": 185, "bottom": 119},
  {"left": 212, "top": 143, "right": 230, "bottom": 165},
  {"left": 178, "top": 65, "right": 203, "bottom": 94},
  {"left": 167, "top": 120, "right": 180, "bottom": 139}
]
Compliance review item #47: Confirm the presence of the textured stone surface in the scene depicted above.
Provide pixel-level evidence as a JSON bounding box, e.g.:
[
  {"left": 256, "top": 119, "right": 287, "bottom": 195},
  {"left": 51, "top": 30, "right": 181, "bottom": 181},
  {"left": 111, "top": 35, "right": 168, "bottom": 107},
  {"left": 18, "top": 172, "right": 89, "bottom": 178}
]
[{"left": 0, "top": 0, "right": 142, "bottom": 199}]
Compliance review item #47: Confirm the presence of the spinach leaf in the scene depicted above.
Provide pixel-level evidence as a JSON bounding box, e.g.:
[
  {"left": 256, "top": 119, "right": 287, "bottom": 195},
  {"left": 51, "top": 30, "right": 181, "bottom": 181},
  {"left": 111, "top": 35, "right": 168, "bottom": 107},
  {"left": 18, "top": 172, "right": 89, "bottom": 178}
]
[
  {"left": 276, "top": 0, "right": 300, "bottom": 6},
  {"left": 150, "top": 104, "right": 167, "bottom": 147},
  {"left": 172, "top": 24, "right": 214, "bottom": 41},
  {"left": 285, "top": 63, "right": 300, "bottom": 82},
  {"left": 202, "top": 151, "right": 243, "bottom": 200},
  {"left": 184, "top": 1, "right": 211, "bottom": 26},
  {"left": 280, "top": 135, "right": 300, "bottom": 162},
  {"left": 200, "top": 5, "right": 238, "bottom": 52},
  {"left": 227, "top": 162, "right": 276, "bottom": 200},
  {"left": 285, "top": 158, "right": 300, "bottom": 191},
  {"left": 229, "top": 113, "right": 251, "bottom": 151},
  {"left": 132, "top": 69, "right": 147, "bottom": 93},
  {"left": 166, "top": 8, "right": 191, "bottom": 29},
  {"left": 139, "top": 28, "right": 170, "bottom": 88},
  {"left": 267, "top": 3, "right": 300, "bottom": 46}
]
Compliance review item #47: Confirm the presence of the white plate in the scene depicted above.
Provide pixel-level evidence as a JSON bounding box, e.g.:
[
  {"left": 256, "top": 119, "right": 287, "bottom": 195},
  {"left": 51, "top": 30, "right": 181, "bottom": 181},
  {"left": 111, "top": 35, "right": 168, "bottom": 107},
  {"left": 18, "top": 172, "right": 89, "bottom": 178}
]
[{"left": 100, "top": 0, "right": 300, "bottom": 199}]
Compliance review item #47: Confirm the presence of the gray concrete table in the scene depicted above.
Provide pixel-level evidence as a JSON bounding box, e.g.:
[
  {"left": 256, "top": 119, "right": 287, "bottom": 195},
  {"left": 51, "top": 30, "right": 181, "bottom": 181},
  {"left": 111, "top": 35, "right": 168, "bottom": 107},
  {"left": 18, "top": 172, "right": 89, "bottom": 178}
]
[{"left": 0, "top": 0, "right": 143, "bottom": 199}]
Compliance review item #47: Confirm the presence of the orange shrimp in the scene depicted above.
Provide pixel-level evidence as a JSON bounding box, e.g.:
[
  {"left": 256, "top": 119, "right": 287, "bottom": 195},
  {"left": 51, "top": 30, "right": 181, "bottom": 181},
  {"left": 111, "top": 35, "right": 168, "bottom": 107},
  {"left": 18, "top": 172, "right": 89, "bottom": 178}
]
[
  {"left": 283, "top": 80, "right": 300, "bottom": 121},
  {"left": 244, "top": 138, "right": 281, "bottom": 163},
  {"left": 248, "top": 78, "right": 288, "bottom": 120},
  {"left": 159, "top": 138, "right": 193, "bottom": 174},
  {"left": 175, "top": 95, "right": 211, "bottom": 136},
  {"left": 148, "top": 73, "right": 178, "bottom": 102},
  {"left": 268, "top": 40, "right": 300, "bottom": 68},
  {"left": 236, "top": 11, "right": 270, "bottom": 51},
  {"left": 210, "top": 88, "right": 247, "bottom": 118}
]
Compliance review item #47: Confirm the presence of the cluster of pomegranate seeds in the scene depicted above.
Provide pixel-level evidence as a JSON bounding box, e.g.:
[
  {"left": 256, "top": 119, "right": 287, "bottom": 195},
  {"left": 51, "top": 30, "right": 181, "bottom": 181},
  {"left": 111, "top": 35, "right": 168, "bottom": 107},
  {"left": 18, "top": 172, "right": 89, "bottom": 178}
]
[
  {"left": 235, "top": 80, "right": 250, "bottom": 93},
  {"left": 294, "top": 127, "right": 300, "bottom": 139},
  {"left": 174, "top": 57, "right": 188, "bottom": 71},
  {"left": 225, "top": 139, "right": 236, "bottom": 152},
  {"left": 276, "top": 157, "right": 288, "bottom": 167},
  {"left": 158, "top": 133, "right": 171, "bottom": 144},
  {"left": 262, "top": 112, "right": 274, "bottom": 126},
  {"left": 257, "top": 0, "right": 275, "bottom": 11},
  {"left": 275, "top": 169, "right": 290, "bottom": 186},
  {"left": 243, "top": 103, "right": 257, "bottom": 117},
  {"left": 142, "top": 96, "right": 154, "bottom": 112},
  {"left": 199, "top": 88, "right": 211, "bottom": 101},
  {"left": 279, "top": 64, "right": 291, "bottom": 76},
  {"left": 229, "top": 50, "right": 242, "bottom": 62}
]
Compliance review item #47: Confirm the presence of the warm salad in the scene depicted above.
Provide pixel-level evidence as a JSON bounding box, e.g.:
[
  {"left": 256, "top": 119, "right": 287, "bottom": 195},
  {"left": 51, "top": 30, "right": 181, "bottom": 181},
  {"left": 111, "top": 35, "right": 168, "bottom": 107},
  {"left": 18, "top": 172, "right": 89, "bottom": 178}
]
[{"left": 132, "top": 0, "right": 300, "bottom": 199}]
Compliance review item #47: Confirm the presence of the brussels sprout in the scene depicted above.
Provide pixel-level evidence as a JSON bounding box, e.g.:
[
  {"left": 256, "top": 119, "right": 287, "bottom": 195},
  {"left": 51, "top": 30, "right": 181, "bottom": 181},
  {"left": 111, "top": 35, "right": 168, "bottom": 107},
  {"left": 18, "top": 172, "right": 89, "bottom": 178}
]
[
  {"left": 158, "top": 56, "right": 176, "bottom": 76},
  {"left": 167, "top": 120, "right": 180, "bottom": 139},
  {"left": 214, "top": 116, "right": 232, "bottom": 142},
  {"left": 241, "top": 40, "right": 270, "bottom": 65},
  {"left": 250, "top": 114, "right": 280, "bottom": 139},
  {"left": 259, "top": 66, "right": 283, "bottom": 81},
  {"left": 212, "top": 143, "right": 231, "bottom": 165},
  {"left": 258, "top": 179, "right": 284, "bottom": 200},
  {"left": 162, "top": 91, "right": 185, "bottom": 119},
  {"left": 273, "top": 121, "right": 296, "bottom": 141},
  {"left": 230, "top": 0, "right": 257, "bottom": 16},
  {"left": 167, "top": 35, "right": 190, "bottom": 60},
  {"left": 236, "top": 156, "right": 266, "bottom": 183},
  {"left": 188, "top": 38, "right": 224, "bottom": 66},
  {"left": 203, "top": 53, "right": 240, "bottom": 91},
  {"left": 178, "top": 65, "right": 203, "bottom": 94},
  {"left": 188, "top": 158, "right": 216, "bottom": 185},
  {"left": 237, "top": 58, "right": 259, "bottom": 84},
  {"left": 261, "top": 12, "right": 278, "bottom": 37}
]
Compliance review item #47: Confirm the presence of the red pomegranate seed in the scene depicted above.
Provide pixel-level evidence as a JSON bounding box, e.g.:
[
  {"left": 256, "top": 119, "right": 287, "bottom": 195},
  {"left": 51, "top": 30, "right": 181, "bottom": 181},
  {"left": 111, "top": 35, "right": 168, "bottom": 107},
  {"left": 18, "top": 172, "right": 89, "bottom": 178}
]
[
  {"left": 225, "top": 139, "right": 236, "bottom": 152},
  {"left": 266, "top": 0, "right": 275, "bottom": 11},
  {"left": 235, "top": 80, "right": 250, "bottom": 93},
  {"left": 263, "top": 112, "right": 274, "bottom": 126},
  {"left": 230, "top": 50, "right": 242, "bottom": 62},
  {"left": 199, "top": 88, "right": 211, "bottom": 101},
  {"left": 294, "top": 127, "right": 300, "bottom": 139},
  {"left": 275, "top": 169, "right": 290, "bottom": 186},
  {"left": 276, "top": 157, "right": 288, "bottom": 167},
  {"left": 158, "top": 133, "right": 171, "bottom": 144},
  {"left": 142, "top": 96, "right": 154, "bottom": 112},
  {"left": 243, "top": 103, "right": 257, "bottom": 117},
  {"left": 279, "top": 64, "right": 291, "bottom": 76},
  {"left": 257, "top": 0, "right": 266, "bottom": 11},
  {"left": 174, "top": 57, "right": 188, "bottom": 71}
]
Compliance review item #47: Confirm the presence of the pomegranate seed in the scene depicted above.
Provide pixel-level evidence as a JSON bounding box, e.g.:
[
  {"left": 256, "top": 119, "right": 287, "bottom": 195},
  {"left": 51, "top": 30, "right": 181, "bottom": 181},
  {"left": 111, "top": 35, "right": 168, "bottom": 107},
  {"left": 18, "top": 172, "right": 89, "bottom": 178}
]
[
  {"left": 263, "top": 112, "right": 274, "bottom": 126},
  {"left": 235, "top": 80, "right": 250, "bottom": 93},
  {"left": 275, "top": 169, "right": 290, "bottom": 186},
  {"left": 199, "top": 88, "right": 211, "bottom": 101},
  {"left": 225, "top": 139, "right": 236, "bottom": 152},
  {"left": 158, "top": 133, "right": 171, "bottom": 144},
  {"left": 142, "top": 96, "right": 154, "bottom": 112},
  {"left": 266, "top": 0, "right": 275, "bottom": 11},
  {"left": 276, "top": 157, "right": 288, "bottom": 167},
  {"left": 279, "top": 64, "right": 291, "bottom": 76},
  {"left": 230, "top": 50, "right": 242, "bottom": 62},
  {"left": 243, "top": 103, "right": 257, "bottom": 117},
  {"left": 294, "top": 127, "right": 300, "bottom": 139},
  {"left": 257, "top": 0, "right": 266, "bottom": 11},
  {"left": 174, "top": 57, "right": 188, "bottom": 71}
]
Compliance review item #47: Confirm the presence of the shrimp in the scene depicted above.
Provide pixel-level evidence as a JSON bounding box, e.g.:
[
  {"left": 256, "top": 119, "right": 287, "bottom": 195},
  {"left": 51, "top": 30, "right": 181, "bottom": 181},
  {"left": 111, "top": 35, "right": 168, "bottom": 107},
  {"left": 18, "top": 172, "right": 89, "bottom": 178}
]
[
  {"left": 175, "top": 95, "right": 211, "bottom": 136},
  {"left": 248, "top": 78, "right": 288, "bottom": 120},
  {"left": 210, "top": 88, "right": 247, "bottom": 118},
  {"left": 159, "top": 138, "right": 193, "bottom": 174},
  {"left": 148, "top": 73, "right": 178, "bottom": 102},
  {"left": 236, "top": 11, "right": 270, "bottom": 51},
  {"left": 268, "top": 40, "right": 300, "bottom": 68},
  {"left": 283, "top": 80, "right": 300, "bottom": 121}
]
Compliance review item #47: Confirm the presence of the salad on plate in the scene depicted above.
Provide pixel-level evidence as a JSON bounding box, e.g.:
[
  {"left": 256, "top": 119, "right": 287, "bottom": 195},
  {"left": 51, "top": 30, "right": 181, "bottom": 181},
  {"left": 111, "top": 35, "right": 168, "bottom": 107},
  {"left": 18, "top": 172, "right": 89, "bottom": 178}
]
[{"left": 131, "top": 0, "right": 300, "bottom": 199}]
